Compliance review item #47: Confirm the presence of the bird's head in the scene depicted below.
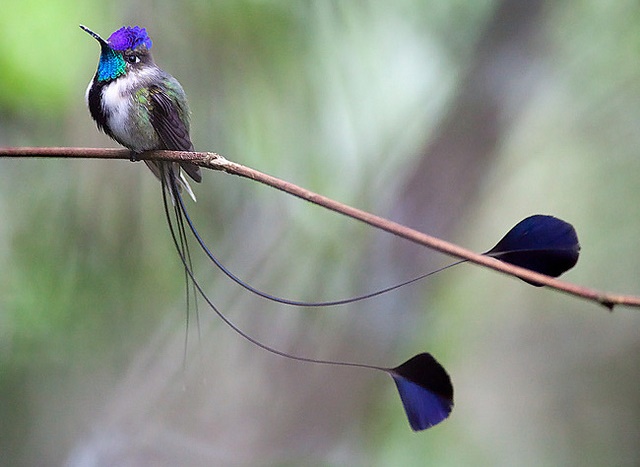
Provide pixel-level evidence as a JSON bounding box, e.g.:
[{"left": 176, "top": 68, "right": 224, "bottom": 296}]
[{"left": 81, "top": 25, "right": 155, "bottom": 82}]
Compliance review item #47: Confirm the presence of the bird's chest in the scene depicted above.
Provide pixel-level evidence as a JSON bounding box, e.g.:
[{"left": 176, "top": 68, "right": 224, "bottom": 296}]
[{"left": 91, "top": 76, "right": 159, "bottom": 151}]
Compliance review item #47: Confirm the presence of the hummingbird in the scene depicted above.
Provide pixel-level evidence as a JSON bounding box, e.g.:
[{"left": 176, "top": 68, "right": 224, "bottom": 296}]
[{"left": 81, "top": 25, "right": 201, "bottom": 199}]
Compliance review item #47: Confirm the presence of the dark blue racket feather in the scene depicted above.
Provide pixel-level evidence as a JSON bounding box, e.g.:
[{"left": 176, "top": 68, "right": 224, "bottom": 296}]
[
  {"left": 389, "top": 353, "right": 453, "bottom": 431},
  {"left": 485, "top": 215, "right": 580, "bottom": 285}
]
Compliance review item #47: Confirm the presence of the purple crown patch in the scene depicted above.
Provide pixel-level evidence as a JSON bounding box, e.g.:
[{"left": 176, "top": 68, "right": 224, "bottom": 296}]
[{"left": 108, "top": 26, "right": 153, "bottom": 51}]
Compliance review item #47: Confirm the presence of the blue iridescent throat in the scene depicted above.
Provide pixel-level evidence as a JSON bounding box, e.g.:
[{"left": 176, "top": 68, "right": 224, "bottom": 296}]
[{"left": 97, "top": 47, "right": 126, "bottom": 82}]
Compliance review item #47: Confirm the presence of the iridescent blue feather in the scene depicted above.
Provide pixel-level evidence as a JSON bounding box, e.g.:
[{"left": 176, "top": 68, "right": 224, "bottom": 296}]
[{"left": 389, "top": 353, "right": 454, "bottom": 431}]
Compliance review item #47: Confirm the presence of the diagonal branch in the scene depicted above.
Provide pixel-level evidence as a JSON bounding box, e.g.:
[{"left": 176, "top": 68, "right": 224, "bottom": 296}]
[{"left": 2, "top": 146, "right": 639, "bottom": 310}]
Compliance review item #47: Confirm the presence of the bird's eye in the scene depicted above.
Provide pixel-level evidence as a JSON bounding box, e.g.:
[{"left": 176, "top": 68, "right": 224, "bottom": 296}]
[{"left": 126, "top": 54, "right": 140, "bottom": 64}]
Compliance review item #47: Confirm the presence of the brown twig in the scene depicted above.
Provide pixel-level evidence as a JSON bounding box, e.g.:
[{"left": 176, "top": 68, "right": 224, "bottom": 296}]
[{"left": 2, "top": 146, "right": 639, "bottom": 310}]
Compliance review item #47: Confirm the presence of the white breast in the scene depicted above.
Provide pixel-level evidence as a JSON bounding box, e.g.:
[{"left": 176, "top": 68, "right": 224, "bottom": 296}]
[
  {"left": 101, "top": 78, "right": 134, "bottom": 144},
  {"left": 98, "top": 68, "right": 158, "bottom": 150}
]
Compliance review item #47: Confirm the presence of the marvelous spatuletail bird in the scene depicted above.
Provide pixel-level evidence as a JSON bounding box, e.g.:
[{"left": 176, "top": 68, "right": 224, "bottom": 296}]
[
  {"left": 81, "top": 24, "right": 201, "bottom": 200},
  {"left": 81, "top": 26, "right": 579, "bottom": 433}
]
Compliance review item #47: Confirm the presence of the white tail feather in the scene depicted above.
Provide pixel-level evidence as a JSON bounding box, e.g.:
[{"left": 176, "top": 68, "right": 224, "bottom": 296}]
[{"left": 144, "top": 160, "right": 197, "bottom": 203}]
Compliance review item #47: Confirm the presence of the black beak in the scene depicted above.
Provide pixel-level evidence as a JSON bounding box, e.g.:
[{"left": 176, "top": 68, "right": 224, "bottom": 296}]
[{"left": 80, "top": 25, "right": 110, "bottom": 49}]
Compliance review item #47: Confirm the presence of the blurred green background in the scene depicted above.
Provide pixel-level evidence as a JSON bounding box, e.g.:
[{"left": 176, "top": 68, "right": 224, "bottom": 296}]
[{"left": 1, "top": 1, "right": 640, "bottom": 465}]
